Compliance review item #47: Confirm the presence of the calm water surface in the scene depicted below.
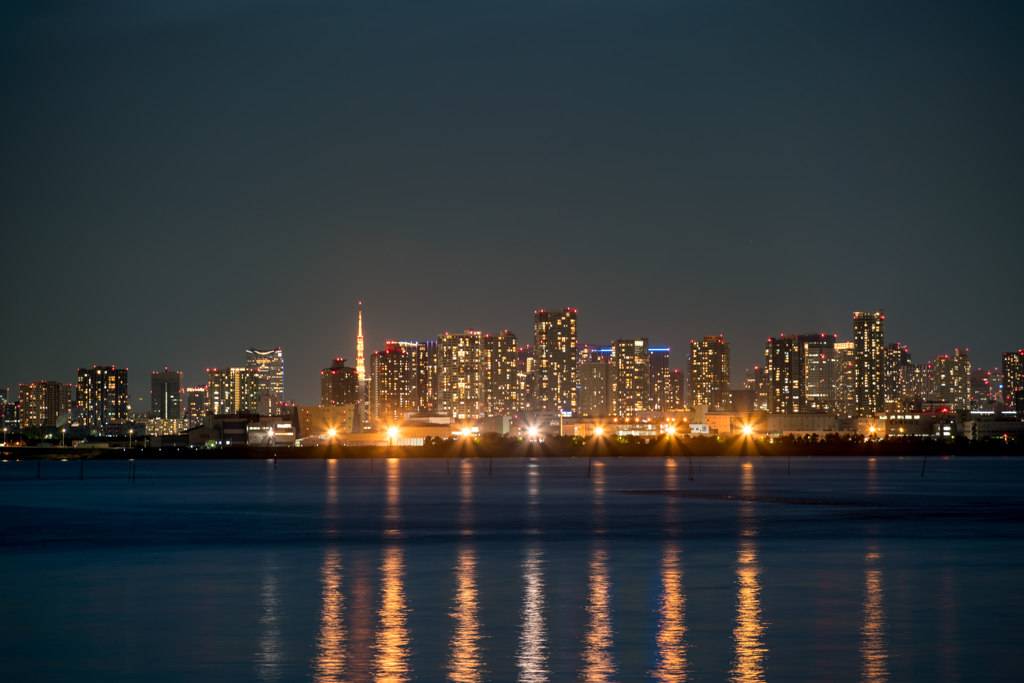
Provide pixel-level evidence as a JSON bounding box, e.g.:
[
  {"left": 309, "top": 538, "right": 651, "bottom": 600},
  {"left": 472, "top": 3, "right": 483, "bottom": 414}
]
[{"left": 1, "top": 456, "right": 1022, "bottom": 682}]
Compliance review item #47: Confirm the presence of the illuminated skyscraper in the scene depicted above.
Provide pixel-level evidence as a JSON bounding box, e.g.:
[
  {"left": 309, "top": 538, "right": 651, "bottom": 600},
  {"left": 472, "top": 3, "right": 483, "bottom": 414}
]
[
  {"left": 833, "top": 341, "right": 856, "bottom": 417},
  {"left": 438, "top": 330, "right": 484, "bottom": 419},
  {"left": 1003, "top": 350, "right": 1024, "bottom": 407},
  {"left": 800, "top": 334, "right": 836, "bottom": 413},
  {"left": 151, "top": 369, "right": 183, "bottom": 419},
  {"left": 612, "top": 338, "right": 650, "bottom": 418},
  {"left": 648, "top": 347, "right": 672, "bottom": 411},
  {"left": 321, "top": 358, "right": 359, "bottom": 407},
  {"left": 853, "top": 310, "right": 885, "bottom": 416},
  {"left": 76, "top": 366, "right": 129, "bottom": 428},
  {"left": 929, "top": 349, "right": 971, "bottom": 410},
  {"left": 687, "top": 335, "right": 731, "bottom": 411},
  {"left": 669, "top": 369, "right": 685, "bottom": 409},
  {"left": 391, "top": 341, "right": 439, "bottom": 413},
  {"left": 578, "top": 359, "right": 614, "bottom": 417},
  {"left": 482, "top": 331, "right": 518, "bottom": 417},
  {"left": 883, "top": 343, "right": 911, "bottom": 408},
  {"left": 18, "top": 381, "right": 72, "bottom": 428},
  {"left": 370, "top": 344, "right": 414, "bottom": 424},
  {"left": 245, "top": 347, "right": 283, "bottom": 416},
  {"left": 207, "top": 367, "right": 258, "bottom": 416},
  {"left": 533, "top": 309, "right": 578, "bottom": 414},
  {"left": 518, "top": 345, "right": 534, "bottom": 411},
  {"left": 765, "top": 335, "right": 804, "bottom": 414},
  {"left": 185, "top": 386, "right": 208, "bottom": 428}
]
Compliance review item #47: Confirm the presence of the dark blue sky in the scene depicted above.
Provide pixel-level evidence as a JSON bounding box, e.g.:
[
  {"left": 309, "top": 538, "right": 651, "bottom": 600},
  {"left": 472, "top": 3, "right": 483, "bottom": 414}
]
[{"left": 2, "top": 0, "right": 1022, "bottom": 406}]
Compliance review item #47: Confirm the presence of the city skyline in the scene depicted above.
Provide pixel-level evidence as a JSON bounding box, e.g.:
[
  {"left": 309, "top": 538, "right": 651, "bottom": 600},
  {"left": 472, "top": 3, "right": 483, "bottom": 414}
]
[{"left": 1, "top": 302, "right": 1017, "bottom": 413}]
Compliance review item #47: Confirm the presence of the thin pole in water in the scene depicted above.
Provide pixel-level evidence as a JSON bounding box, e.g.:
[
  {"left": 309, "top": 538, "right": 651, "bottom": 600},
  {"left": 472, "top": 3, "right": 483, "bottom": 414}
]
[
  {"left": 446, "top": 458, "right": 450, "bottom": 474},
  {"left": 698, "top": 456, "right": 701, "bottom": 473},
  {"left": 788, "top": 456, "right": 791, "bottom": 475},
  {"left": 274, "top": 455, "right": 277, "bottom": 471},
  {"left": 370, "top": 456, "right": 374, "bottom": 473},
  {"left": 39, "top": 529, "right": 46, "bottom": 549},
  {"left": 921, "top": 455, "right": 928, "bottom": 477},
  {"left": 489, "top": 457, "right": 493, "bottom": 476},
  {"left": 587, "top": 455, "right": 591, "bottom": 479}
]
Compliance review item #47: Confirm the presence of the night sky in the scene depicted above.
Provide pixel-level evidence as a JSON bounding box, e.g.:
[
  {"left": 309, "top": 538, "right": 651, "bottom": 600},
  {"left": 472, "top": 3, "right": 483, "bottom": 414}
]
[{"left": 2, "top": 0, "right": 1022, "bottom": 407}]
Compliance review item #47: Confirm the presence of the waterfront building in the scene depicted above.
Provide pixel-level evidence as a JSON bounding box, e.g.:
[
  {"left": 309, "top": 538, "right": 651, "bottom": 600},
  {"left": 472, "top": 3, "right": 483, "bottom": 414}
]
[
  {"left": 688, "top": 335, "right": 731, "bottom": 411},
  {"left": 438, "top": 330, "right": 484, "bottom": 419},
  {"left": 533, "top": 308, "right": 578, "bottom": 414},
  {"left": 297, "top": 405, "right": 357, "bottom": 437},
  {"left": 483, "top": 331, "right": 518, "bottom": 417},
  {"left": 245, "top": 347, "right": 283, "bottom": 416},
  {"left": 833, "top": 341, "right": 856, "bottom": 418},
  {"left": 612, "top": 338, "right": 650, "bottom": 418},
  {"left": 669, "top": 369, "right": 685, "bottom": 409},
  {"left": 928, "top": 349, "right": 971, "bottom": 410},
  {"left": 207, "top": 367, "right": 259, "bottom": 416},
  {"left": 800, "top": 334, "right": 836, "bottom": 413},
  {"left": 18, "top": 381, "right": 72, "bottom": 428},
  {"left": 76, "top": 366, "right": 129, "bottom": 428},
  {"left": 321, "top": 358, "right": 359, "bottom": 407},
  {"left": 151, "top": 369, "right": 183, "bottom": 420},
  {"left": 1003, "top": 350, "right": 1024, "bottom": 407},
  {"left": 370, "top": 344, "right": 414, "bottom": 424},
  {"left": 649, "top": 347, "right": 672, "bottom": 411},
  {"left": 517, "top": 345, "right": 534, "bottom": 411},
  {"left": 765, "top": 335, "right": 804, "bottom": 414},
  {"left": 853, "top": 310, "right": 885, "bottom": 416},
  {"left": 578, "top": 359, "right": 614, "bottom": 417},
  {"left": 884, "top": 343, "right": 911, "bottom": 409},
  {"left": 185, "top": 386, "right": 208, "bottom": 428}
]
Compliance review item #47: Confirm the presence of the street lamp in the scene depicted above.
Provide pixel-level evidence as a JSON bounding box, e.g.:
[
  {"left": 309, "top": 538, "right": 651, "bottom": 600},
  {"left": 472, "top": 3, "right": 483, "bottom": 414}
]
[
  {"left": 666, "top": 425, "right": 676, "bottom": 436},
  {"left": 387, "top": 426, "right": 399, "bottom": 447},
  {"left": 594, "top": 426, "right": 604, "bottom": 437},
  {"left": 742, "top": 425, "right": 754, "bottom": 436},
  {"left": 129, "top": 429, "right": 133, "bottom": 450},
  {"left": 61, "top": 428, "right": 66, "bottom": 448}
]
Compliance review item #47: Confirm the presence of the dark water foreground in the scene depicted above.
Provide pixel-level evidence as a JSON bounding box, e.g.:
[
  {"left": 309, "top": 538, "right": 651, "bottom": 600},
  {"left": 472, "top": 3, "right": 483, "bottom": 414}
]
[{"left": 1, "top": 456, "right": 1022, "bottom": 682}]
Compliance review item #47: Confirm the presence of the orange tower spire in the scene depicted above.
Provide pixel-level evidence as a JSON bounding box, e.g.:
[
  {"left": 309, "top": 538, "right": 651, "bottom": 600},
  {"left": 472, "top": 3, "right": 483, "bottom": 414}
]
[{"left": 356, "top": 302, "right": 366, "bottom": 381}]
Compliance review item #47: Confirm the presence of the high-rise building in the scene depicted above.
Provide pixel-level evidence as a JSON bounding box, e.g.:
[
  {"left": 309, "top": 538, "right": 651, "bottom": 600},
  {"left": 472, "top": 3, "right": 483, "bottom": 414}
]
[
  {"left": 929, "top": 349, "right": 971, "bottom": 410},
  {"left": 649, "top": 347, "right": 672, "bottom": 411},
  {"left": 321, "top": 358, "right": 359, "bottom": 407},
  {"left": 1003, "top": 351, "right": 1024, "bottom": 407},
  {"left": 370, "top": 344, "right": 414, "bottom": 424},
  {"left": 578, "top": 359, "right": 614, "bottom": 417},
  {"left": 18, "top": 381, "right": 72, "bottom": 428},
  {"left": 853, "top": 310, "right": 885, "bottom": 416},
  {"left": 669, "top": 369, "right": 685, "bottom": 410},
  {"left": 207, "top": 367, "right": 259, "bottom": 416},
  {"left": 533, "top": 309, "right": 578, "bottom": 414},
  {"left": 765, "top": 335, "right": 804, "bottom": 414},
  {"left": 438, "top": 330, "right": 484, "bottom": 420},
  {"left": 246, "top": 347, "right": 284, "bottom": 416},
  {"left": 578, "top": 344, "right": 612, "bottom": 365},
  {"left": 518, "top": 344, "right": 534, "bottom": 411},
  {"left": 612, "top": 338, "right": 650, "bottom": 418},
  {"left": 800, "top": 334, "right": 836, "bottom": 413},
  {"left": 77, "top": 366, "right": 129, "bottom": 428},
  {"left": 151, "top": 369, "right": 183, "bottom": 420},
  {"left": 390, "top": 341, "right": 439, "bottom": 413},
  {"left": 883, "top": 343, "right": 911, "bottom": 408},
  {"left": 833, "top": 341, "right": 856, "bottom": 417},
  {"left": 688, "top": 335, "right": 731, "bottom": 411},
  {"left": 482, "top": 331, "right": 518, "bottom": 417},
  {"left": 744, "top": 366, "right": 768, "bottom": 411},
  {"left": 185, "top": 386, "right": 208, "bottom": 428}
]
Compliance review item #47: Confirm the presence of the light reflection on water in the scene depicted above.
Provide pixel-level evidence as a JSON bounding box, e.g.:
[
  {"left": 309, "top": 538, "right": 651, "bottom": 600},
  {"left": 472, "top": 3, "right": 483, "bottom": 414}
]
[
  {"left": 517, "top": 544, "right": 548, "bottom": 682},
  {"left": 861, "top": 543, "right": 888, "bottom": 683},
  {"left": 580, "top": 542, "right": 616, "bottom": 682},
  {"left": 651, "top": 542, "right": 688, "bottom": 682},
  {"left": 312, "top": 548, "right": 346, "bottom": 682},
  {"left": 255, "top": 559, "right": 283, "bottom": 682},
  {"left": 447, "top": 546, "right": 485, "bottom": 682},
  {"left": 372, "top": 545, "right": 410, "bottom": 683},
  {"left": 730, "top": 462, "right": 766, "bottom": 683}
]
